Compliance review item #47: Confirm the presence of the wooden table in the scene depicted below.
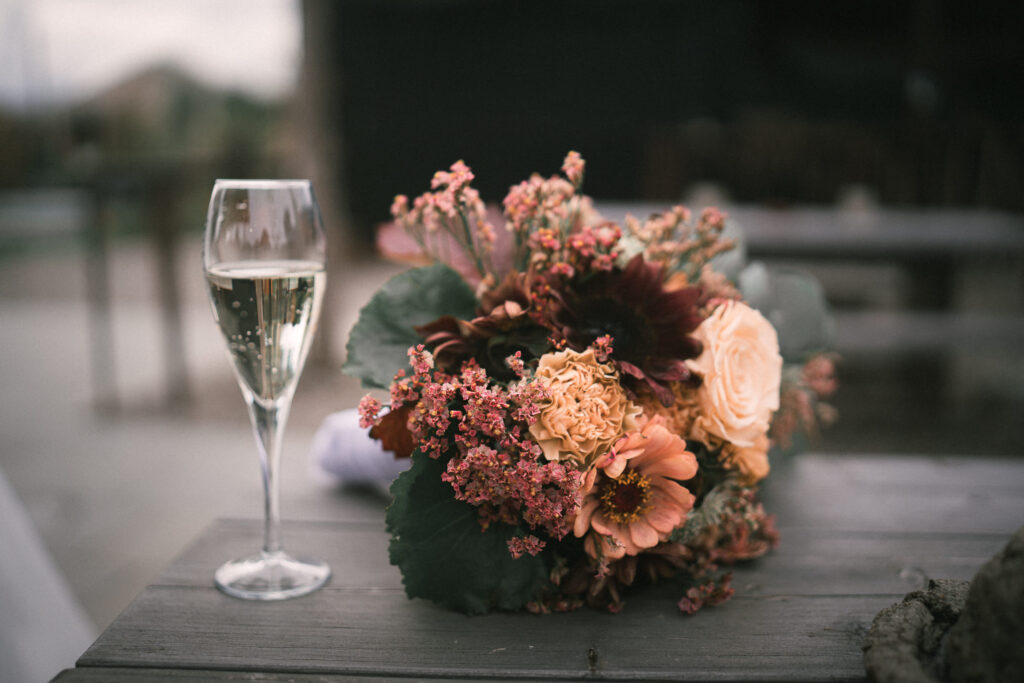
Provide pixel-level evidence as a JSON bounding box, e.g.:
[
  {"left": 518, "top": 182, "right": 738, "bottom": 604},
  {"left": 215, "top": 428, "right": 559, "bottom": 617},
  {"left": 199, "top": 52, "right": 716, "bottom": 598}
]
[{"left": 53, "top": 453, "right": 1024, "bottom": 682}]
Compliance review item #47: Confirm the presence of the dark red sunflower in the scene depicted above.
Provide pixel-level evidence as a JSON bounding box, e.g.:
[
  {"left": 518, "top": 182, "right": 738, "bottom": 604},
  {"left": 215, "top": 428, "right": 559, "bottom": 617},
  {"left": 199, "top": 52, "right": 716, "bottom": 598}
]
[
  {"left": 415, "top": 274, "right": 550, "bottom": 381},
  {"left": 548, "top": 254, "right": 704, "bottom": 405}
]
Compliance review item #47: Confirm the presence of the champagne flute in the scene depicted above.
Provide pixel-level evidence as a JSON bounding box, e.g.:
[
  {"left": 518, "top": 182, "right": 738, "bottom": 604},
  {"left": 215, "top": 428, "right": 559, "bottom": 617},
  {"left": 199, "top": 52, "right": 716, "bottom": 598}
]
[{"left": 204, "top": 179, "right": 330, "bottom": 600}]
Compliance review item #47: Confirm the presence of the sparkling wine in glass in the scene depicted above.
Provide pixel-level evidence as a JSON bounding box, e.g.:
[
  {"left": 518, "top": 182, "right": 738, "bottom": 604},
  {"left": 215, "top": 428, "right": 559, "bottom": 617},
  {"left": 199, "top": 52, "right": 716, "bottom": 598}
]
[{"left": 204, "top": 179, "right": 330, "bottom": 600}]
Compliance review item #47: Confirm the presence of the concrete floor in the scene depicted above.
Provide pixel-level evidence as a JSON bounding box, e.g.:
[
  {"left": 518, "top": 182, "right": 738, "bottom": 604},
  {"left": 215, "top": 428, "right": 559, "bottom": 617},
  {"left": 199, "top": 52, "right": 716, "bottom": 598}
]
[{"left": 0, "top": 237, "right": 399, "bottom": 635}]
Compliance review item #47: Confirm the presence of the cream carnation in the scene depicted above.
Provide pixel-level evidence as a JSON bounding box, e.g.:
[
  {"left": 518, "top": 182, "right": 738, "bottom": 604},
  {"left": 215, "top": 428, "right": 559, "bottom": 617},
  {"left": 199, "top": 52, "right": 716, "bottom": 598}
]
[
  {"left": 686, "top": 301, "right": 782, "bottom": 448},
  {"left": 529, "top": 348, "right": 641, "bottom": 468}
]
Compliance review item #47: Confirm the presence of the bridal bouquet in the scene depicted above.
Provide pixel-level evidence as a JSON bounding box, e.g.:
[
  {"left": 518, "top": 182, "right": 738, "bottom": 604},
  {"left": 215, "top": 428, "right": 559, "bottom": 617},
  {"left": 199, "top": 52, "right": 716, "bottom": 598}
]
[{"left": 346, "top": 153, "right": 836, "bottom": 615}]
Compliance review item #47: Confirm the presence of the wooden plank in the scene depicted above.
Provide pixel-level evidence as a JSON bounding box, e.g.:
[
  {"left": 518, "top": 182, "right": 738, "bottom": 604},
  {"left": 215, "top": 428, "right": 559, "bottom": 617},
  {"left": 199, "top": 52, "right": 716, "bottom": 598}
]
[
  {"left": 761, "top": 454, "right": 1024, "bottom": 535},
  {"left": 79, "top": 584, "right": 883, "bottom": 680},
  {"left": 149, "top": 519, "right": 1008, "bottom": 595},
  {"left": 739, "top": 530, "right": 1006, "bottom": 596},
  {"left": 72, "top": 455, "right": 1024, "bottom": 681},
  {"left": 78, "top": 524, "right": 1009, "bottom": 680},
  {"left": 53, "top": 668, "right": 351, "bottom": 682},
  {"left": 53, "top": 666, "right": 511, "bottom": 681},
  {"left": 153, "top": 519, "right": 397, "bottom": 589}
]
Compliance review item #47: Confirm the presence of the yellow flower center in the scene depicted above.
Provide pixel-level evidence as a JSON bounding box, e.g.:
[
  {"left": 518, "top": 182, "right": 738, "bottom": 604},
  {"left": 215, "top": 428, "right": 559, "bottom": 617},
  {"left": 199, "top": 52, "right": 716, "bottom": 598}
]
[{"left": 599, "top": 469, "right": 653, "bottom": 524}]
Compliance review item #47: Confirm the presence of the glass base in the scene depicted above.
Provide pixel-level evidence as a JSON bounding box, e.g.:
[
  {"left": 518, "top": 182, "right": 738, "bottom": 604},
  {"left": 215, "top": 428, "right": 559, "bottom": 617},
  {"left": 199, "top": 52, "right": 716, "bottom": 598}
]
[{"left": 215, "top": 550, "right": 331, "bottom": 600}]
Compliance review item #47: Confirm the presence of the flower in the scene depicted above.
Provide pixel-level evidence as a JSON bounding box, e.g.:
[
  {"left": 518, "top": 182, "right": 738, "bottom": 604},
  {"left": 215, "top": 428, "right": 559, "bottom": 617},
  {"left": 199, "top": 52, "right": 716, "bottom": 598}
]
[
  {"left": 550, "top": 254, "right": 704, "bottom": 406},
  {"left": 769, "top": 353, "right": 839, "bottom": 449},
  {"left": 720, "top": 433, "right": 771, "bottom": 485},
  {"left": 802, "top": 353, "right": 839, "bottom": 398},
  {"left": 678, "top": 575, "right": 735, "bottom": 615},
  {"left": 415, "top": 275, "right": 549, "bottom": 380},
  {"left": 351, "top": 154, "right": 819, "bottom": 616},
  {"left": 561, "top": 150, "right": 585, "bottom": 187},
  {"left": 626, "top": 205, "right": 734, "bottom": 283},
  {"left": 634, "top": 382, "right": 701, "bottom": 437},
  {"left": 574, "top": 419, "right": 698, "bottom": 559},
  {"left": 687, "top": 301, "right": 782, "bottom": 448},
  {"left": 528, "top": 348, "right": 641, "bottom": 467},
  {"left": 368, "top": 402, "right": 415, "bottom": 459},
  {"left": 388, "top": 160, "right": 496, "bottom": 282},
  {"left": 508, "top": 535, "right": 546, "bottom": 559}
]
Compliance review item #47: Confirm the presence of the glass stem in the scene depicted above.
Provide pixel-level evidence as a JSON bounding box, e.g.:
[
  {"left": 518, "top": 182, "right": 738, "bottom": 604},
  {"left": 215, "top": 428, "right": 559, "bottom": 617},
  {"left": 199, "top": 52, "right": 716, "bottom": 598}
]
[{"left": 247, "top": 395, "right": 292, "bottom": 555}]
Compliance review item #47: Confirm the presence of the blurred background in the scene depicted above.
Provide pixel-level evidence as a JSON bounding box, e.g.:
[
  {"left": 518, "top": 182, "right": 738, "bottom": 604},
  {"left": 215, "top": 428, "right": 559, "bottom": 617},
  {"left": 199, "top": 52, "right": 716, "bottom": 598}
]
[{"left": 1, "top": 0, "right": 1022, "bottom": 679}]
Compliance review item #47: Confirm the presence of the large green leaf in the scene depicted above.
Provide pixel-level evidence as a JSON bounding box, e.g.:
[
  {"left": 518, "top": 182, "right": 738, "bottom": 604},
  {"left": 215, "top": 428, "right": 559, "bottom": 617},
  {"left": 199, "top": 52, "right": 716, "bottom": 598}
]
[
  {"left": 738, "top": 262, "right": 835, "bottom": 363},
  {"left": 344, "top": 264, "right": 477, "bottom": 389},
  {"left": 386, "top": 451, "right": 551, "bottom": 615}
]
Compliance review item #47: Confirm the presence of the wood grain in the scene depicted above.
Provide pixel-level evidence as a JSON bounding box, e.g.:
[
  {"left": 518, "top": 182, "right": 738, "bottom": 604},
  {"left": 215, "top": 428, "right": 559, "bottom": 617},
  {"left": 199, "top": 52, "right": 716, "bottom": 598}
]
[
  {"left": 53, "top": 667, "right": 480, "bottom": 681},
  {"left": 68, "top": 454, "right": 1024, "bottom": 681},
  {"left": 152, "top": 520, "right": 1005, "bottom": 595},
  {"left": 80, "top": 584, "right": 886, "bottom": 680},
  {"left": 761, "top": 454, "right": 1024, "bottom": 535}
]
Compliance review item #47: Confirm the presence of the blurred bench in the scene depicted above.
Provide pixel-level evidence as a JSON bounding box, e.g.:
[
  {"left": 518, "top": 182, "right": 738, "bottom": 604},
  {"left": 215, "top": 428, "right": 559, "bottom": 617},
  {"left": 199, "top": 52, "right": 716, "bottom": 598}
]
[
  {"left": 602, "top": 203, "right": 1024, "bottom": 301},
  {"left": 0, "top": 175, "right": 195, "bottom": 412},
  {"left": 601, "top": 201, "right": 1024, "bottom": 337}
]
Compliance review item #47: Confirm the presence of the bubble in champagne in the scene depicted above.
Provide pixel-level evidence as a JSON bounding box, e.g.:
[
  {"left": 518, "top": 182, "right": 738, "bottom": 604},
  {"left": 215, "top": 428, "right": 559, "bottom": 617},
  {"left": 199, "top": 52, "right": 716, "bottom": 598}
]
[{"left": 207, "top": 261, "right": 324, "bottom": 402}]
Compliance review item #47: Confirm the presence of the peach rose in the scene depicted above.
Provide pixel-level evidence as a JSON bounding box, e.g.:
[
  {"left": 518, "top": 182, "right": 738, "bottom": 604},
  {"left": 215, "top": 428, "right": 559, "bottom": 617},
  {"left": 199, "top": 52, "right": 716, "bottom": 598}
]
[
  {"left": 529, "top": 348, "right": 641, "bottom": 468},
  {"left": 686, "top": 301, "right": 782, "bottom": 448}
]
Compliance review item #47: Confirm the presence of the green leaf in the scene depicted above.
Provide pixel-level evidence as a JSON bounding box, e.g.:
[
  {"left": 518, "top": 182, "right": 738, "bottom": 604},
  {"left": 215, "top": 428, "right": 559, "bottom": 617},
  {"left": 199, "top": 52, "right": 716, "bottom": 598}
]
[
  {"left": 738, "top": 262, "right": 835, "bottom": 363},
  {"left": 671, "top": 481, "right": 736, "bottom": 545},
  {"left": 344, "top": 264, "right": 478, "bottom": 389},
  {"left": 386, "top": 451, "right": 551, "bottom": 615}
]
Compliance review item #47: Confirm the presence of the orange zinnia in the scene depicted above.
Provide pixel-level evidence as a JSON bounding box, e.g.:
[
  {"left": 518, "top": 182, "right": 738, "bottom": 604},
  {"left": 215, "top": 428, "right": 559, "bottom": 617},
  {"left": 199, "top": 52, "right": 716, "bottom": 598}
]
[{"left": 574, "top": 418, "right": 698, "bottom": 559}]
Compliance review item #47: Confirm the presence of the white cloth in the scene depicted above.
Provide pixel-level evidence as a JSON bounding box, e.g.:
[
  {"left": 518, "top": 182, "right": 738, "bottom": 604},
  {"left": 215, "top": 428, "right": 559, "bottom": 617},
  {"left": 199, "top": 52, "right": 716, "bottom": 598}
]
[
  {"left": 0, "top": 468, "right": 95, "bottom": 683},
  {"left": 310, "top": 409, "right": 411, "bottom": 488}
]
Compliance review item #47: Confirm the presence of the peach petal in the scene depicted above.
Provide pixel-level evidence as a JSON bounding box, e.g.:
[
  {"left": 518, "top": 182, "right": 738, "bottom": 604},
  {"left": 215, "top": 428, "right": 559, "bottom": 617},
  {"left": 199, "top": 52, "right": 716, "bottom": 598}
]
[
  {"left": 598, "top": 534, "right": 627, "bottom": 560},
  {"left": 629, "top": 519, "right": 659, "bottom": 550},
  {"left": 574, "top": 498, "right": 600, "bottom": 537},
  {"left": 655, "top": 479, "right": 696, "bottom": 509},
  {"left": 602, "top": 452, "right": 631, "bottom": 479},
  {"left": 592, "top": 517, "right": 638, "bottom": 555},
  {"left": 644, "top": 502, "right": 684, "bottom": 533},
  {"left": 631, "top": 446, "right": 679, "bottom": 465},
  {"left": 590, "top": 514, "right": 614, "bottom": 538},
  {"left": 639, "top": 453, "right": 698, "bottom": 481},
  {"left": 618, "top": 536, "right": 640, "bottom": 556},
  {"left": 615, "top": 443, "right": 646, "bottom": 461},
  {"left": 648, "top": 493, "right": 685, "bottom": 522}
]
